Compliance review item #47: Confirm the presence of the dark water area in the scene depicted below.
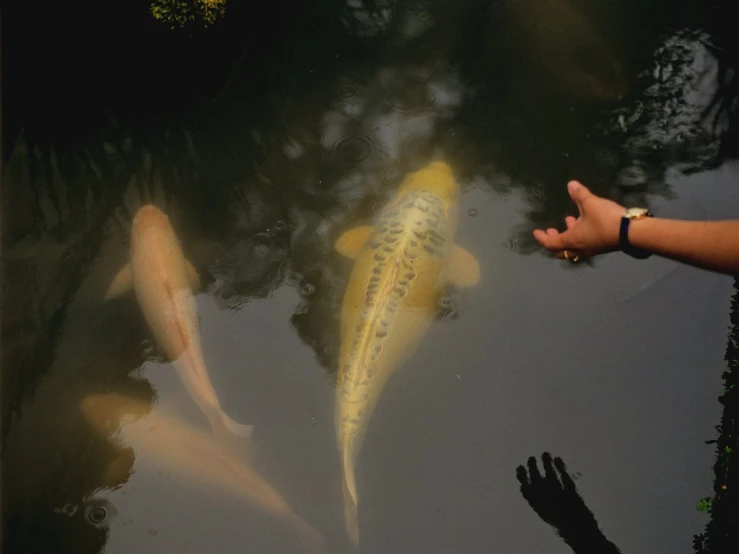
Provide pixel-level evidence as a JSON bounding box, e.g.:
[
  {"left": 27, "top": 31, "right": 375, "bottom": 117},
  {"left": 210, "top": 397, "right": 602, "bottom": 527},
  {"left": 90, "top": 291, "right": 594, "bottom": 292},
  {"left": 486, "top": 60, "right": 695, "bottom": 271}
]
[{"left": 3, "top": 0, "right": 739, "bottom": 553}]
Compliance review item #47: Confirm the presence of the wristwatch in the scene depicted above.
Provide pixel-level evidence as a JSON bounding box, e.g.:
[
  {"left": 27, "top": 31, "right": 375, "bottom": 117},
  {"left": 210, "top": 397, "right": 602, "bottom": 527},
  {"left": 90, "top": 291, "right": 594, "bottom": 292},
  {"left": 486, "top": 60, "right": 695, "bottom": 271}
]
[{"left": 620, "top": 207, "right": 653, "bottom": 259}]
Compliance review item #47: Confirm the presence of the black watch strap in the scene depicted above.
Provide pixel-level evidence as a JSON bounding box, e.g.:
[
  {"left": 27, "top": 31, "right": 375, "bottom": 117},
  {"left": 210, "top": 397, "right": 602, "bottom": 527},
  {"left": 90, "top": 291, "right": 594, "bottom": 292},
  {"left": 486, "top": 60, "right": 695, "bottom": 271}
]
[{"left": 619, "top": 217, "right": 652, "bottom": 259}]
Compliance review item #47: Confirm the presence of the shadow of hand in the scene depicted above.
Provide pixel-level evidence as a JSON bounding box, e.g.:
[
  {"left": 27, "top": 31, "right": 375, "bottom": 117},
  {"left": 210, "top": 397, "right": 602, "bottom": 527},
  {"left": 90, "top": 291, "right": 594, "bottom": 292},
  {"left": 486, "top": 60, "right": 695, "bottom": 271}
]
[{"left": 516, "top": 452, "right": 622, "bottom": 554}]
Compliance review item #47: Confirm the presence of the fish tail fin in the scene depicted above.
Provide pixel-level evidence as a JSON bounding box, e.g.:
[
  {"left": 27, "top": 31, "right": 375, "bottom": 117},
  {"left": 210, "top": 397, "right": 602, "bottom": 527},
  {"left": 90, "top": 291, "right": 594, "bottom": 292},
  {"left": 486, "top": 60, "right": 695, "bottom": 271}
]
[
  {"left": 209, "top": 410, "right": 254, "bottom": 459},
  {"left": 342, "top": 456, "right": 360, "bottom": 546},
  {"left": 220, "top": 411, "right": 254, "bottom": 440}
]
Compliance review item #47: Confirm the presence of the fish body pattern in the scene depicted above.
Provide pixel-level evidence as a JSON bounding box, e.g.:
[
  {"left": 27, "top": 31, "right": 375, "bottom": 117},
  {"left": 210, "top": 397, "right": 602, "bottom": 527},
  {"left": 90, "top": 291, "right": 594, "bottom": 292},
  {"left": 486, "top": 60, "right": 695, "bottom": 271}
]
[{"left": 334, "top": 161, "right": 480, "bottom": 545}]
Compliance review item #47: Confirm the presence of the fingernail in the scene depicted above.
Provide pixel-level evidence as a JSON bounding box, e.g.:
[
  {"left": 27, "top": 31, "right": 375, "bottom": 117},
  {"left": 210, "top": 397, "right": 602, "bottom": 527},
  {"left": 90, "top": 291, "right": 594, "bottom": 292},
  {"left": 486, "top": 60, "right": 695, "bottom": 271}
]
[{"left": 567, "top": 181, "right": 581, "bottom": 194}]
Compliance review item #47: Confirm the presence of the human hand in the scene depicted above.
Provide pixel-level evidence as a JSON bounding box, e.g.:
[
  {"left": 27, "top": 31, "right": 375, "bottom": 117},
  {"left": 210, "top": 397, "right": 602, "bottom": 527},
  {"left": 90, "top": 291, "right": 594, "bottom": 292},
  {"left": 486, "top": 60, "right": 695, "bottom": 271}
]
[{"left": 533, "top": 181, "right": 626, "bottom": 261}]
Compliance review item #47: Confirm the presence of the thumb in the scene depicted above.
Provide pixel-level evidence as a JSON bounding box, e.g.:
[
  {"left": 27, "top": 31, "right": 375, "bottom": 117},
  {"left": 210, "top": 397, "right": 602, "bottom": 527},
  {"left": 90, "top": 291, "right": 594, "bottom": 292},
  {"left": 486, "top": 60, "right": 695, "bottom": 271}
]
[{"left": 567, "top": 181, "right": 594, "bottom": 212}]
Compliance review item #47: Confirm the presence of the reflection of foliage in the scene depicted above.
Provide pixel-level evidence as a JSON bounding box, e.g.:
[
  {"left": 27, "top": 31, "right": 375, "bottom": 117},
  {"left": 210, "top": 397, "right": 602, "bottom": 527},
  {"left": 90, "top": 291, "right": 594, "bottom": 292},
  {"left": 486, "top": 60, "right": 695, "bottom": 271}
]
[
  {"left": 697, "top": 497, "right": 713, "bottom": 513},
  {"left": 693, "top": 277, "right": 739, "bottom": 553},
  {"left": 603, "top": 29, "right": 724, "bottom": 180},
  {"left": 150, "top": 0, "right": 227, "bottom": 29}
]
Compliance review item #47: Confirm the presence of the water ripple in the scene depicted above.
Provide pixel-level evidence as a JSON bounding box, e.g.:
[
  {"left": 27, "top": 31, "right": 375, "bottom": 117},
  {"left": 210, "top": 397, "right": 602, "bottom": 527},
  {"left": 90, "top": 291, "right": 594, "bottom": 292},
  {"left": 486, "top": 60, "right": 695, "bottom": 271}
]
[{"left": 331, "top": 134, "right": 378, "bottom": 164}]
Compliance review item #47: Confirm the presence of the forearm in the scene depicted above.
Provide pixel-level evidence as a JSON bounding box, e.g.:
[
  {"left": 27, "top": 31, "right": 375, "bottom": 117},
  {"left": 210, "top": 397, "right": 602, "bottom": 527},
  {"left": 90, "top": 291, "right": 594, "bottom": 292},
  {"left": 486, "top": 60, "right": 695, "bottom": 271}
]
[{"left": 629, "top": 218, "right": 739, "bottom": 275}]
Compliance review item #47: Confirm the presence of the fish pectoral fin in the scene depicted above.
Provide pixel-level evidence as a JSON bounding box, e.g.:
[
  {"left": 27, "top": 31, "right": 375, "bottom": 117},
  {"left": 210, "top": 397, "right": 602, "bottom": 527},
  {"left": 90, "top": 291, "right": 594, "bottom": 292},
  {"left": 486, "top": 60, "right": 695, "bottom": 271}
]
[
  {"left": 105, "top": 264, "right": 133, "bottom": 300},
  {"left": 335, "top": 226, "right": 373, "bottom": 259},
  {"left": 446, "top": 246, "right": 481, "bottom": 287},
  {"left": 185, "top": 260, "right": 201, "bottom": 291}
]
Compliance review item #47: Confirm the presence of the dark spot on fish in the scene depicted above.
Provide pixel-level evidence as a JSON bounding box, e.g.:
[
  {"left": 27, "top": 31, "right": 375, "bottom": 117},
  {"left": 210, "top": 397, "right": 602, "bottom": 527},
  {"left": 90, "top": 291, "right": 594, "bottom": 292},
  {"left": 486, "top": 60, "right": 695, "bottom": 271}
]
[
  {"left": 410, "top": 240, "right": 418, "bottom": 247},
  {"left": 395, "top": 288, "right": 407, "bottom": 297},
  {"left": 387, "top": 304, "right": 397, "bottom": 314},
  {"left": 370, "top": 276, "right": 380, "bottom": 283},
  {"left": 373, "top": 253, "right": 385, "bottom": 262},
  {"left": 406, "top": 251, "right": 419, "bottom": 259},
  {"left": 376, "top": 330, "right": 388, "bottom": 338},
  {"left": 429, "top": 236, "right": 443, "bottom": 246},
  {"left": 413, "top": 230, "right": 426, "bottom": 240},
  {"left": 369, "top": 241, "right": 381, "bottom": 249},
  {"left": 374, "top": 344, "right": 383, "bottom": 353},
  {"left": 367, "top": 283, "right": 378, "bottom": 292},
  {"left": 424, "top": 244, "right": 442, "bottom": 257},
  {"left": 373, "top": 267, "right": 382, "bottom": 274},
  {"left": 384, "top": 236, "right": 397, "bottom": 243},
  {"left": 383, "top": 246, "right": 393, "bottom": 253},
  {"left": 428, "top": 229, "right": 444, "bottom": 241},
  {"left": 390, "top": 227, "right": 403, "bottom": 235},
  {"left": 398, "top": 280, "right": 407, "bottom": 286},
  {"left": 405, "top": 272, "right": 416, "bottom": 280},
  {"left": 419, "top": 204, "right": 430, "bottom": 213}
]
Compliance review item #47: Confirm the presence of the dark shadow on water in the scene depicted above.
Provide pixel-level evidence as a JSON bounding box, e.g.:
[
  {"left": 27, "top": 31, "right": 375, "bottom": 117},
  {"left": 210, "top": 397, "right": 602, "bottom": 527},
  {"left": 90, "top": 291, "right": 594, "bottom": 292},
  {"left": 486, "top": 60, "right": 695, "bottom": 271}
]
[{"left": 516, "top": 453, "right": 622, "bottom": 554}]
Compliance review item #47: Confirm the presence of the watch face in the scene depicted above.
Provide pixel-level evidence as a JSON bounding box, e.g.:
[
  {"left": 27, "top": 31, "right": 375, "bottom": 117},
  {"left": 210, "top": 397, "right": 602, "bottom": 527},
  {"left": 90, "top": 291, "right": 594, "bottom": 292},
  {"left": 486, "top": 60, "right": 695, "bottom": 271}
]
[{"left": 625, "top": 207, "right": 651, "bottom": 219}]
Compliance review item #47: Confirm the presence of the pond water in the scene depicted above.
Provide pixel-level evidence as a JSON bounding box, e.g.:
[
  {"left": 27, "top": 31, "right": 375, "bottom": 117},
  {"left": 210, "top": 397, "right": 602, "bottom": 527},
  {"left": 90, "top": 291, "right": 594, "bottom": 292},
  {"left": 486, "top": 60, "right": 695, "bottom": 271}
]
[{"left": 3, "top": 1, "right": 739, "bottom": 553}]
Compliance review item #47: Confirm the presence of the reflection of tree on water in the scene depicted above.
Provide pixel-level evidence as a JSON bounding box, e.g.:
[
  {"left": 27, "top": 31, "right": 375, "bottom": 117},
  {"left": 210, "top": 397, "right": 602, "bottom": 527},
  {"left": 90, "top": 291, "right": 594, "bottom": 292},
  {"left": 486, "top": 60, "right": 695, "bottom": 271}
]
[
  {"left": 693, "top": 277, "right": 739, "bottom": 554},
  {"left": 448, "top": 0, "right": 739, "bottom": 255}
]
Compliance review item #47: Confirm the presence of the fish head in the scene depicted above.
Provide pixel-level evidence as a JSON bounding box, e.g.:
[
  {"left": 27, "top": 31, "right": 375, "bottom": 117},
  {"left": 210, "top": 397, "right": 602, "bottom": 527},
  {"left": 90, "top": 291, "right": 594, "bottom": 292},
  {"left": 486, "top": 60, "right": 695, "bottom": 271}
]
[
  {"left": 132, "top": 205, "right": 171, "bottom": 235},
  {"left": 81, "top": 393, "right": 151, "bottom": 435},
  {"left": 396, "top": 161, "right": 459, "bottom": 205}
]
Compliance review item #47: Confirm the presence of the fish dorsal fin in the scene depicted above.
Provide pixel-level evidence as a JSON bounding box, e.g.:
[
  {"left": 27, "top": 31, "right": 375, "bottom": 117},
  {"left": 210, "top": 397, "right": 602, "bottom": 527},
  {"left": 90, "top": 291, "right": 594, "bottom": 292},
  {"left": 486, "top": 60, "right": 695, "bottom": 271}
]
[
  {"left": 335, "top": 226, "right": 373, "bottom": 259},
  {"left": 105, "top": 264, "right": 133, "bottom": 300},
  {"left": 445, "top": 245, "right": 481, "bottom": 287},
  {"left": 185, "top": 260, "right": 201, "bottom": 292}
]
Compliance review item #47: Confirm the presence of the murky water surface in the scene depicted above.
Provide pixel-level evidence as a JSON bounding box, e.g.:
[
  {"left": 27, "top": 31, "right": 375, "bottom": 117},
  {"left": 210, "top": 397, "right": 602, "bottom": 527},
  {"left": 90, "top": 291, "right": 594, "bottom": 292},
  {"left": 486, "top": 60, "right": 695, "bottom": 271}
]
[{"left": 3, "top": 1, "right": 739, "bottom": 553}]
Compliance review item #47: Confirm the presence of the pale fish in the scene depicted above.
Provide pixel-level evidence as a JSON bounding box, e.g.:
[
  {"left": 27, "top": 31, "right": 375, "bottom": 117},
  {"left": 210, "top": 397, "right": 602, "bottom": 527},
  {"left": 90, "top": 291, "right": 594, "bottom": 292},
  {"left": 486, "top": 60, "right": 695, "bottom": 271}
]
[
  {"left": 333, "top": 161, "right": 480, "bottom": 545},
  {"left": 81, "top": 393, "right": 325, "bottom": 553},
  {"left": 105, "top": 205, "right": 251, "bottom": 452}
]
